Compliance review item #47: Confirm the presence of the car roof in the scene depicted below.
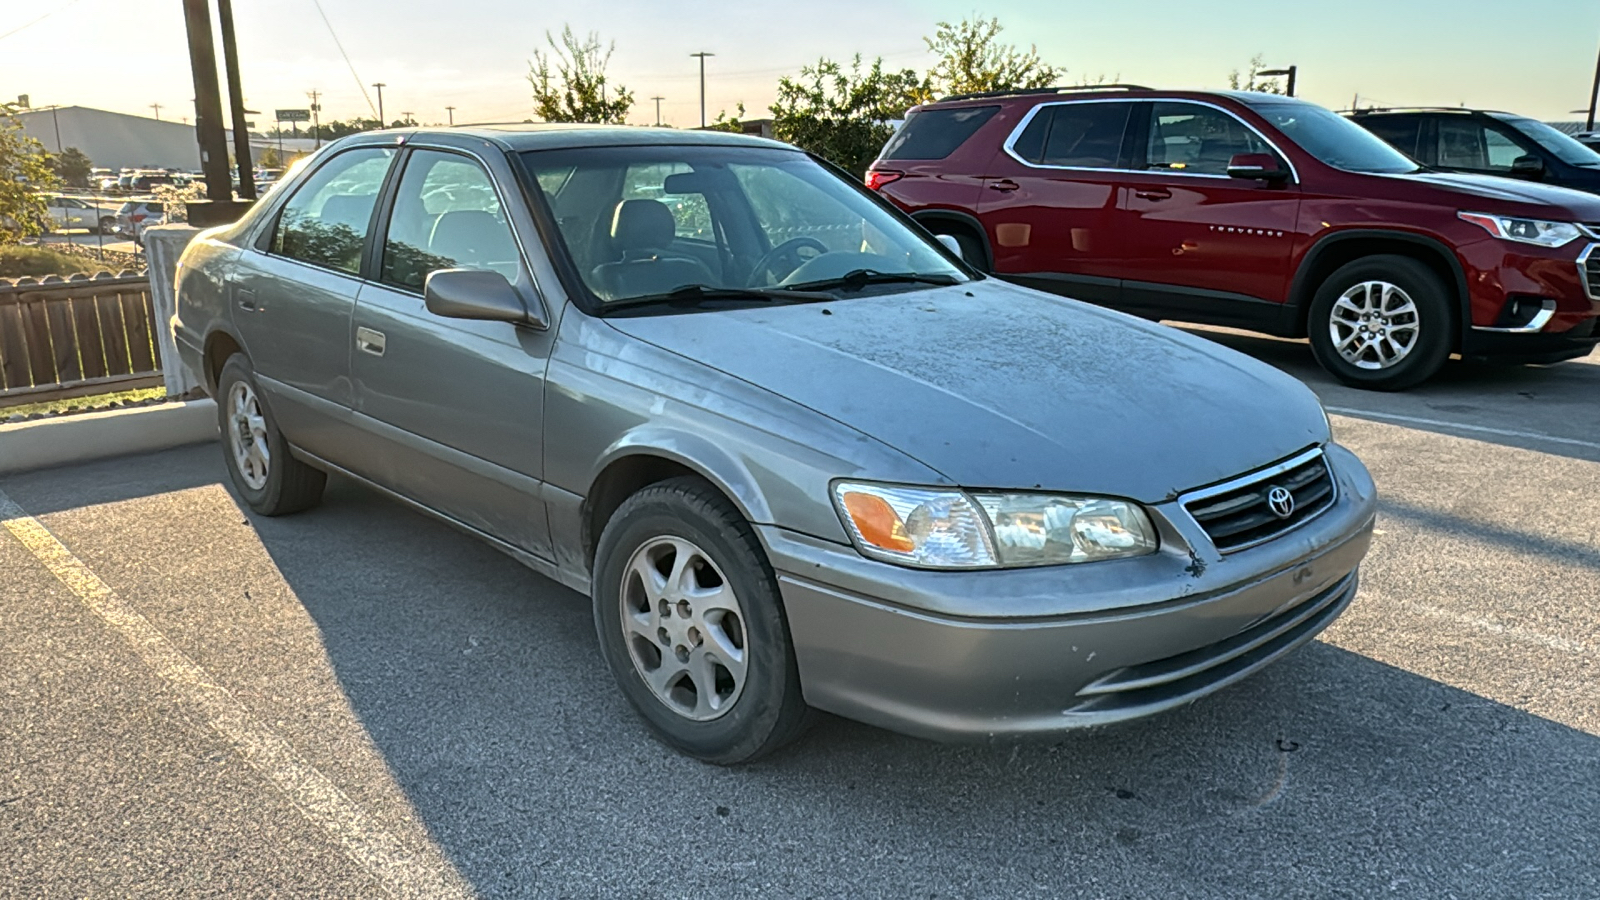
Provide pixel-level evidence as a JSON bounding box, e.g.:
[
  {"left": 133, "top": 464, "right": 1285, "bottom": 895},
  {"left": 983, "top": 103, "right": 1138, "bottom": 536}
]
[
  {"left": 343, "top": 123, "right": 794, "bottom": 153},
  {"left": 913, "top": 87, "right": 1317, "bottom": 112}
]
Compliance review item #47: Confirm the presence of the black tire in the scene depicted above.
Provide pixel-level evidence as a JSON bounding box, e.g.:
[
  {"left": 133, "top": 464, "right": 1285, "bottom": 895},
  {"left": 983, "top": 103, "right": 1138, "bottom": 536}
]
[
  {"left": 1307, "top": 255, "right": 1454, "bottom": 391},
  {"left": 593, "top": 477, "right": 811, "bottom": 764},
  {"left": 216, "top": 354, "right": 325, "bottom": 516},
  {"left": 98, "top": 217, "right": 116, "bottom": 235}
]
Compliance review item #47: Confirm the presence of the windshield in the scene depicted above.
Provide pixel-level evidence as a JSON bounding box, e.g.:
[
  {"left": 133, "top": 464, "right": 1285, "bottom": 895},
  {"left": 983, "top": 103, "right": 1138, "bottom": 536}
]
[
  {"left": 519, "top": 144, "right": 967, "bottom": 306},
  {"left": 1252, "top": 101, "right": 1420, "bottom": 174},
  {"left": 1497, "top": 116, "right": 1600, "bottom": 167}
]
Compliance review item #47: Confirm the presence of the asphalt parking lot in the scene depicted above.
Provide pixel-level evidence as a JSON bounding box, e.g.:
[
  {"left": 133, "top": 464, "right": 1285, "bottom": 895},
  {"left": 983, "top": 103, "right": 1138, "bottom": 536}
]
[{"left": 2, "top": 333, "right": 1596, "bottom": 899}]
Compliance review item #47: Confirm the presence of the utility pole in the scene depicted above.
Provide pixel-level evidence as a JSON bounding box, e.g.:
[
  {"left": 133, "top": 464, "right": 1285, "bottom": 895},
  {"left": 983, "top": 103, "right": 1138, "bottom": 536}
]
[
  {"left": 47, "top": 105, "right": 61, "bottom": 152},
  {"left": 180, "top": 0, "right": 234, "bottom": 206},
  {"left": 400, "top": 111, "right": 414, "bottom": 126},
  {"left": 690, "top": 52, "right": 713, "bottom": 128},
  {"left": 445, "top": 105, "right": 455, "bottom": 125},
  {"left": 216, "top": 0, "right": 254, "bottom": 199},
  {"left": 149, "top": 102, "right": 163, "bottom": 121},
  {"left": 651, "top": 96, "right": 664, "bottom": 126},
  {"left": 373, "top": 82, "right": 386, "bottom": 126},
  {"left": 1587, "top": 36, "right": 1600, "bottom": 131},
  {"left": 307, "top": 89, "right": 321, "bottom": 148}
]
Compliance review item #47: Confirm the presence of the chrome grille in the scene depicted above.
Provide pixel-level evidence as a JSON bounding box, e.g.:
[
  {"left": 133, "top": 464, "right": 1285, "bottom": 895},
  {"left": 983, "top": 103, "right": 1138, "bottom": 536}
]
[
  {"left": 1581, "top": 244, "right": 1600, "bottom": 301},
  {"left": 1183, "top": 449, "right": 1335, "bottom": 553}
]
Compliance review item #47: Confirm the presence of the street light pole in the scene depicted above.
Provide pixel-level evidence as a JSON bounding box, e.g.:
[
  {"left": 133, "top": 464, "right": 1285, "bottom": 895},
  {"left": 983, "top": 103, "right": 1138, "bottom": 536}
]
[
  {"left": 1587, "top": 37, "right": 1600, "bottom": 131},
  {"left": 1258, "top": 65, "right": 1297, "bottom": 97},
  {"left": 651, "top": 95, "right": 664, "bottom": 126},
  {"left": 373, "top": 82, "right": 386, "bottom": 126},
  {"left": 446, "top": 105, "right": 455, "bottom": 125},
  {"left": 690, "top": 52, "right": 714, "bottom": 128}
]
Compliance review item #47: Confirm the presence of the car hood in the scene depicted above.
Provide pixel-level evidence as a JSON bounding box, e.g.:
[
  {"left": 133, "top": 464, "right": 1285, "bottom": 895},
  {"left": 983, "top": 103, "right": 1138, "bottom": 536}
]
[
  {"left": 1379, "top": 171, "right": 1600, "bottom": 217},
  {"left": 604, "top": 281, "right": 1329, "bottom": 503}
]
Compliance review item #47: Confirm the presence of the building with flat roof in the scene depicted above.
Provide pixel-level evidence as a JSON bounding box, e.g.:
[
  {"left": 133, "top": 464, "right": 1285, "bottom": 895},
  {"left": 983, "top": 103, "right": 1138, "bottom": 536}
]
[{"left": 14, "top": 104, "right": 309, "bottom": 173}]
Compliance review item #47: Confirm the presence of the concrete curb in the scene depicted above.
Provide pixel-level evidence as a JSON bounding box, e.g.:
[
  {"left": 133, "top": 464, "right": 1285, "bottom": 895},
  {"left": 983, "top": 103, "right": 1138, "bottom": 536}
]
[{"left": 0, "top": 400, "right": 219, "bottom": 477}]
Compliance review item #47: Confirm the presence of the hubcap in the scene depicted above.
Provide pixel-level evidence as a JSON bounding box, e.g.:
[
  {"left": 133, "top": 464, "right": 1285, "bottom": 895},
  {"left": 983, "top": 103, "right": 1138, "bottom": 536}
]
[
  {"left": 619, "top": 536, "right": 747, "bottom": 721},
  {"left": 1329, "top": 280, "right": 1420, "bottom": 370},
  {"left": 227, "top": 382, "right": 271, "bottom": 491}
]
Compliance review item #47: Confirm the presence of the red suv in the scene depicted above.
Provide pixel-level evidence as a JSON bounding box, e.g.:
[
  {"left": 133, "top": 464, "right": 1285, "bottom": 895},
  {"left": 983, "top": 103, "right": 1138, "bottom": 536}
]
[{"left": 867, "top": 86, "right": 1600, "bottom": 389}]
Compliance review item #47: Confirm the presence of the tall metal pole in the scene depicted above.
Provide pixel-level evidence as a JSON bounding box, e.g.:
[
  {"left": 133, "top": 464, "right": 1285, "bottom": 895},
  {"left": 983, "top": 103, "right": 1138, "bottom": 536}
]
[
  {"left": 1587, "top": 38, "right": 1600, "bottom": 131},
  {"left": 651, "top": 96, "right": 663, "bottom": 126},
  {"left": 48, "top": 105, "right": 61, "bottom": 152},
  {"left": 1285, "top": 65, "right": 1297, "bottom": 98},
  {"left": 373, "top": 83, "right": 386, "bottom": 126},
  {"left": 181, "top": 0, "right": 234, "bottom": 203},
  {"left": 690, "top": 52, "right": 713, "bottom": 128},
  {"left": 446, "top": 105, "right": 455, "bottom": 125},
  {"left": 216, "top": 0, "right": 255, "bottom": 199}
]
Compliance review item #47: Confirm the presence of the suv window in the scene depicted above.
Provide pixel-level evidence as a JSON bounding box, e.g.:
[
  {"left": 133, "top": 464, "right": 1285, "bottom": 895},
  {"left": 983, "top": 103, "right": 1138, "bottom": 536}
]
[
  {"left": 1356, "top": 116, "right": 1423, "bottom": 159},
  {"left": 270, "top": 147, "right": 395, "bottom": 275},
  {"left": 1011, "top": 102, "right": 1133, "bottom": 168},
  {"left": 882, "top": 106, "right": 1000, "bottom": 160},
  {"left": 1145, "top": 102, "right": 1271, "bottom": 175},
  {"left": 380, "top": 149, "right": 520, "bottom": 291},
  {"left": 1438, "top": 119, "right": 1529, "bottom": 172}
]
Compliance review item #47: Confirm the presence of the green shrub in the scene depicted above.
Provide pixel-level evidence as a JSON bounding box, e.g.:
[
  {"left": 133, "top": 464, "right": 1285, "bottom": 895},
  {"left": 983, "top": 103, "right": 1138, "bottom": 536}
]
[{"left": 0, "top": 244, "right": 104, "bottom": 278}]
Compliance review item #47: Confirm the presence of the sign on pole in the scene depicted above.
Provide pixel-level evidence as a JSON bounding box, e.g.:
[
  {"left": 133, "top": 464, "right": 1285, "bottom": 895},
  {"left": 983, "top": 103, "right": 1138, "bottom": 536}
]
[{"left": 274, "top": 109, "right": 311, "bottom": 122}]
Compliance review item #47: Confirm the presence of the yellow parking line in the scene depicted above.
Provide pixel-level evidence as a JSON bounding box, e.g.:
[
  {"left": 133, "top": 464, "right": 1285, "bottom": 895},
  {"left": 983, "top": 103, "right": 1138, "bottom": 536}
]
[{"left": 0, "top": 488, "right": 474, "bottom": 900}]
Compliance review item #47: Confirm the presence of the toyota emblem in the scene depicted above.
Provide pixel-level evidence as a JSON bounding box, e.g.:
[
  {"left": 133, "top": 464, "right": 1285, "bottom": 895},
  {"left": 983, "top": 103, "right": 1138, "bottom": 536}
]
[{"left": 1267, "top": 486, "right": 1296, "bottom": 519}]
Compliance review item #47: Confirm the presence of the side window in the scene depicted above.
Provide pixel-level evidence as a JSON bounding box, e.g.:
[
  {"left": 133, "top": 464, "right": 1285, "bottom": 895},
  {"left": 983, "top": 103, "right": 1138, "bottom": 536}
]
[
  {"left": 1438, "top": 120, "right": 1494, "bottom": 170},
  {"left": 1010, "top": 103, "right": 1132, "bottom": 168},
  {"left": 1484, "top": 127, "right": 1532, "bottom": 169},
  {"left": 1360, "top": 117, "right": 1422, "bottom": 158},
  {"left": 380, "top": 149, "right": 520, "bottom": 291},
  {"left": 1145, "top": 102, "right": 1271, "bottom": 175},
  {"left": 881, "top": 106, "right": 1000, "bottom": 160},
  {"left": 621, "top": 162, "right": 713, "bottom": 242},
  {"left": 270, "top": 147, "right": 395, "bottom": 275}
]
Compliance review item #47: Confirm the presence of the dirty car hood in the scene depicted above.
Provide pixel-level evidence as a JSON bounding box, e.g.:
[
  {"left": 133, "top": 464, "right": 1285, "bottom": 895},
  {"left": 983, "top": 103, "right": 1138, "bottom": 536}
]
[{"left": 604, "top": 281, "right": 1329, "bottom": 503}]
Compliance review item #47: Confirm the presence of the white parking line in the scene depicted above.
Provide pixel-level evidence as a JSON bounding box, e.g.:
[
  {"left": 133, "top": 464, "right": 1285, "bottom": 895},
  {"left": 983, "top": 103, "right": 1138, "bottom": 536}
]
[
  {"left": 1326, "top": 407, "right": 1600, "bottom": 453},
  {"left": 0, "top": 488, "right": 473, "bottom": 900}
]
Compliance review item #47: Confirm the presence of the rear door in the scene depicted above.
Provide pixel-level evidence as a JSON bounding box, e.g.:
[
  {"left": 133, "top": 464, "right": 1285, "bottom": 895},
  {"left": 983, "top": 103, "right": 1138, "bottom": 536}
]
[
  {"left": 350, "top": 145, "right": 555, "bottom": 557},
  {"left": 1116, "top": 100, "right": 1300, "bottom": 326},
  {"left": 975, "top": 100, "right": 1136, "bottom": 304},
  {"left": 1357, "top": 115, "right": 1426, "bottom": 162}
]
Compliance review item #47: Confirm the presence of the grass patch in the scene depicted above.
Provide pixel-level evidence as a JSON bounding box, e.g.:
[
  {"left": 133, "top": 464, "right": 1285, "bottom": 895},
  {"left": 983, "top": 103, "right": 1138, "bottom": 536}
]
[
  {"left": 0, "top": 244, "right": 115, "bottom": 279},
  {"left": 3, "top": 386, "right": 167, "bottom": 420}
]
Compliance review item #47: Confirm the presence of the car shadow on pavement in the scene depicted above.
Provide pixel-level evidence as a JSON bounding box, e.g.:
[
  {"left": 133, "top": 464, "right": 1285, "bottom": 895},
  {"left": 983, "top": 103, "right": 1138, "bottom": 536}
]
[{"left": 251, "top": 476, "right": 1599, "bottom": 899}]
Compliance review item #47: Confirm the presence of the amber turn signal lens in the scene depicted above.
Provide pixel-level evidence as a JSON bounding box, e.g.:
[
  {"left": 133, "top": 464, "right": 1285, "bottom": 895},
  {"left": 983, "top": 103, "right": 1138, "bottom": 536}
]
[{"left": 841, "top": 491, "right": 915, "bottom": 552}]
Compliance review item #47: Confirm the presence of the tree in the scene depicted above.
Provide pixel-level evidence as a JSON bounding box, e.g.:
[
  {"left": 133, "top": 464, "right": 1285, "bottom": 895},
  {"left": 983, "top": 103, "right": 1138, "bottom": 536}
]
[
  {"left": 704, "top": 103, "right": 746, "bottom": 134},
  {"left": 528, "top": 25, "right": 633, "bottom": 124},
  {"left": 258, "top": 146, "right": 282, "bottom": 168},
  {"left": 1228, "top": 55, "right": 1286, "bottom": 94},
  {"left": 0, "top": 102, "right": 58, "bottom": 244},
  {"left": 51, "top": 147, "right": 93, "bottom": 188},
  {"left": 771, "top": 56, "right": 928, "bottom": 178},
  {"left": 311, "top": 117, "right": 381, "bottom": 141},
  {"left": 925, "top": 16, "right": 1058, "bottom": 98}
]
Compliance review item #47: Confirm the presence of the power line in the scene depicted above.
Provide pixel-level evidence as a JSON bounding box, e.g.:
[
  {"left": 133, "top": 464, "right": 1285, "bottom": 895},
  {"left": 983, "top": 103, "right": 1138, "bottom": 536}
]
[
  {"left": 0, "top": 0, "right": 84, "bottom": 44},
  {"left": 308, "top": 0, "right": 378, "bottom": 117}
]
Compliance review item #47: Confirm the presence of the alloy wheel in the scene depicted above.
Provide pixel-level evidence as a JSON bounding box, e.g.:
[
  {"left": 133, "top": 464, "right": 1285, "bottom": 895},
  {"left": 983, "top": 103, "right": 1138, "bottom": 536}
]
[
  {"left": 227, "top": 381, "right": 271, "bottom": 491},
  {"left": 1328, "top": 280, "right": 1420, "bottom": 370},
  {"left": 619, "top": 536, "right": 748, "bottom": 721}
]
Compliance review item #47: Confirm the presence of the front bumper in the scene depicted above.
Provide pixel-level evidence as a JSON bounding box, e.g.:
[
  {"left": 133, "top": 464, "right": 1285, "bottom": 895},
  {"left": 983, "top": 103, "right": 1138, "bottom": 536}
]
[
  {"left": 763, "top": 443, "right": 1377, "bottom": 741},
  {"left": 1458, "top": 237, "right": 1600, "bottom": 362}
]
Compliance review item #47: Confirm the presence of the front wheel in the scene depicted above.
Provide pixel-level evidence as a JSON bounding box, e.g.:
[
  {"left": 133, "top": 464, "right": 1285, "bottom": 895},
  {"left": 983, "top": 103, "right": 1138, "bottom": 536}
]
[
  {"left": 99, "top": 217, "right": 116, "bottom": 235},
  {"left": 216, "top": 354, "right": 326, "bottom": 515},
  {"left": 1307, "top": 255, "right": 1454, "bottom": 391},
  {"left": 592, "top": 477, "right": 811, "bottom": 764}
]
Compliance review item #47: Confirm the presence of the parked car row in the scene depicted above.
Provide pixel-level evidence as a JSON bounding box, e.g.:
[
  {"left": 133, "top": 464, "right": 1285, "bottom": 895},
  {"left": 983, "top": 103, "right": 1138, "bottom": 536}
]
[
  {"left": 173, "top": 124, "right": 1377, "bottom": 763},
  {"left": 868, "top": 86, "right": 1600, "bottom": 389}
]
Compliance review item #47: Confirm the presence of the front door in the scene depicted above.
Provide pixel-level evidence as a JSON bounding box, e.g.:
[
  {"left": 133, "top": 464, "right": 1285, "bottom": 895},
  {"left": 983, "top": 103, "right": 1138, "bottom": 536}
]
[
  {"left": 351, "top": 147, "right": 554, "bottom": 557},
  {"left": 975, "top": 100, "right": 1136, "bottom": 305},
  {"left": 1117, "top": 101, "right": 1300, "bottom": 327},
  {"left": 232, "top": 146, "right": 396, "bottom": 461}
]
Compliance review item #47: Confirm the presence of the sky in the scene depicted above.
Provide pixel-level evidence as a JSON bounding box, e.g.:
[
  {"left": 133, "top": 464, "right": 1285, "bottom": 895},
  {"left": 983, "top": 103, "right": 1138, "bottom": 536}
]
[{"left": 4, "top": 0, "right": 1599, "bottom": 130}]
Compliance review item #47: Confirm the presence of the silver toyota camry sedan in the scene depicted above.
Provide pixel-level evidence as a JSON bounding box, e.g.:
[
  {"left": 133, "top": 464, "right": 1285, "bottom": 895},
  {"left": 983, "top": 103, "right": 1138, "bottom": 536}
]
[{"left": 173, "top": 125, "right": 1377, "bottom": 763}]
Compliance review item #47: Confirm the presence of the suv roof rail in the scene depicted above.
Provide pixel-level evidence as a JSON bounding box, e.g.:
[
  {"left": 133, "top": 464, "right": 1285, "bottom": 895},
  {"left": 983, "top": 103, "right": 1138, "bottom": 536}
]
[
  {"left": 937, "top": 84, "right": 1152, "bottom": 103},
  {"left": 1346, "top": 106, "right": 1506, "bottom": 117}
]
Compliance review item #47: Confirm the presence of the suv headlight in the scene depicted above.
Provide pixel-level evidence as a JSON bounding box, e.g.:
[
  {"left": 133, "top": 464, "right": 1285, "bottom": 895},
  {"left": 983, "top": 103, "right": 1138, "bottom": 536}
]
[
  {"left": 1458, "top": 211, "right": 1582, "bottom": 248},
  {"left": 831, "top": 482, "right": 1158, "bottom": 569}
]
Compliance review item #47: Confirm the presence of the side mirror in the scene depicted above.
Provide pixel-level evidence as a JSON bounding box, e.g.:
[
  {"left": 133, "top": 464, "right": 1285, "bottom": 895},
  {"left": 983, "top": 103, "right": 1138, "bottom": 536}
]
[
  {"left": 935, "top": 233, "right": 965, "bottom": 260},
  {"left": 423, "top": 268, "right": 541, "bottom": 326},
  {"left": 1227, "top": 152, "right": 1290, "bottom": 183},
  {"left": 1509, "top": 154, "right": 1545, "bottom": 179}
]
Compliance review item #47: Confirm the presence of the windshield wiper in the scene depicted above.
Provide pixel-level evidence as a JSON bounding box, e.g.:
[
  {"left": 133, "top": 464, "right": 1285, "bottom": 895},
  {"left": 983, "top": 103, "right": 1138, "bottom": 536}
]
[
  {"left": 784, "top": 269, "right": 964, "bottom": 293},
  {"left": 601, "top": 283, "right": 837, "bottom": 313}
]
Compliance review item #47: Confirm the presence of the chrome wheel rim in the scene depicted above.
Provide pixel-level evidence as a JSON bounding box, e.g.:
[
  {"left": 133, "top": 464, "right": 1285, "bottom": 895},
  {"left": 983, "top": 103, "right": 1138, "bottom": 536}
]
[
  {"left": 1329, "top": 280, "right": 1420, "bottom": 370},
  {"left": 619, "top": 536, "right": 747, "bottom": 721},
  {"left": 227, "top": 381, "right": 271, "bottom": 491}
]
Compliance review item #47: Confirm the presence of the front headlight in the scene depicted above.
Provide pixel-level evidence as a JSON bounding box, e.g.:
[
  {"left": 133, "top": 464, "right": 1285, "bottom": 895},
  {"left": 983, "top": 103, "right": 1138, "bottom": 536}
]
[
  {"left": 832, "top": 482, "right": 1158, "bottom": 569},
  {"left": 1458, "top": 211, "right": 1582, "bottom": 248}
]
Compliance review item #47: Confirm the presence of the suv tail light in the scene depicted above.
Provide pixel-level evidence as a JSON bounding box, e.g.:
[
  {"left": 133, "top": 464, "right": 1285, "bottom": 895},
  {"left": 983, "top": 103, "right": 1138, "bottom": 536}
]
[{"left": 865, "top": 169, "right": 904, "bottom": 191}]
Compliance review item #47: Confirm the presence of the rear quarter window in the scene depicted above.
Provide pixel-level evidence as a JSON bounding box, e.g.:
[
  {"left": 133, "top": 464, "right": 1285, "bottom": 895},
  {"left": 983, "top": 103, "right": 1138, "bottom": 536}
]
[
  {"left": 1357, "top": 116, "right": 1423, "bottom": 159},
  {"left": 881, "top": 106, "right": 1000, "bottom": 160}
]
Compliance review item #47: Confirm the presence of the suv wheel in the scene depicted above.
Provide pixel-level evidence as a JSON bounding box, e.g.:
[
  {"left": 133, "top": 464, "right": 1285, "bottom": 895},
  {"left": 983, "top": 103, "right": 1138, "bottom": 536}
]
[
  {"left": 1307, "top": 255, "right": 1453, "bottom": 390},
  {"left": 216, "top": 354, "right": 326, "bottom": 515},
  {"left": 592, "top": 477, "right": 811, "bottom": 764}
]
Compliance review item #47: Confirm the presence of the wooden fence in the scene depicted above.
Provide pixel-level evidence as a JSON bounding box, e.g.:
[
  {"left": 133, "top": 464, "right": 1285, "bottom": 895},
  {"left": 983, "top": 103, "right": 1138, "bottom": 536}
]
[{"left": 0, "top": 272, "right": 162, "bottom": 409}]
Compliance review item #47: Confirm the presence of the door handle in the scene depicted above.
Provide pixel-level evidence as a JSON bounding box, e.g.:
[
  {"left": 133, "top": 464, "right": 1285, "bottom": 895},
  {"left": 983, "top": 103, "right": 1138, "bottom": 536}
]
[
  {"left": 236, "top": 288, "right": 258, "bottom": 312},
  {"left": 355, "top": 327, "right": 386, "bottom": 357},
  {"left": 988, "top": 179, "right": 1020, "bottom": 193},
  {"left": 1133, "top": 188, "right": 1172, "bottom": 201}
]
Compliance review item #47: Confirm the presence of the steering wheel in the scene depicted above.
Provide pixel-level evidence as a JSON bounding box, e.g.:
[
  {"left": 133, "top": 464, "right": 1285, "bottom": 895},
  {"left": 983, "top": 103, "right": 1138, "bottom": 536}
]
[{"left": 748, "top": 236, "right": 830, "bottom": 286}]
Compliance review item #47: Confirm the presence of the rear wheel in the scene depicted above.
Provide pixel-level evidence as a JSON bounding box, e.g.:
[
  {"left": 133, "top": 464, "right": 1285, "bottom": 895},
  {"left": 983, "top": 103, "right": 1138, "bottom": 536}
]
[
  {"left": 98, "top": 216, "right": 116, "bottom": 235},
  {"left": 216, "top": 354, "right": 325, "bottom": 515},
  {"left": 592, "top": 477, "right": 811, "bottom": 764},
  {"left": 1307, "top": 255, "right": 1454, "bottom": 391}
]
